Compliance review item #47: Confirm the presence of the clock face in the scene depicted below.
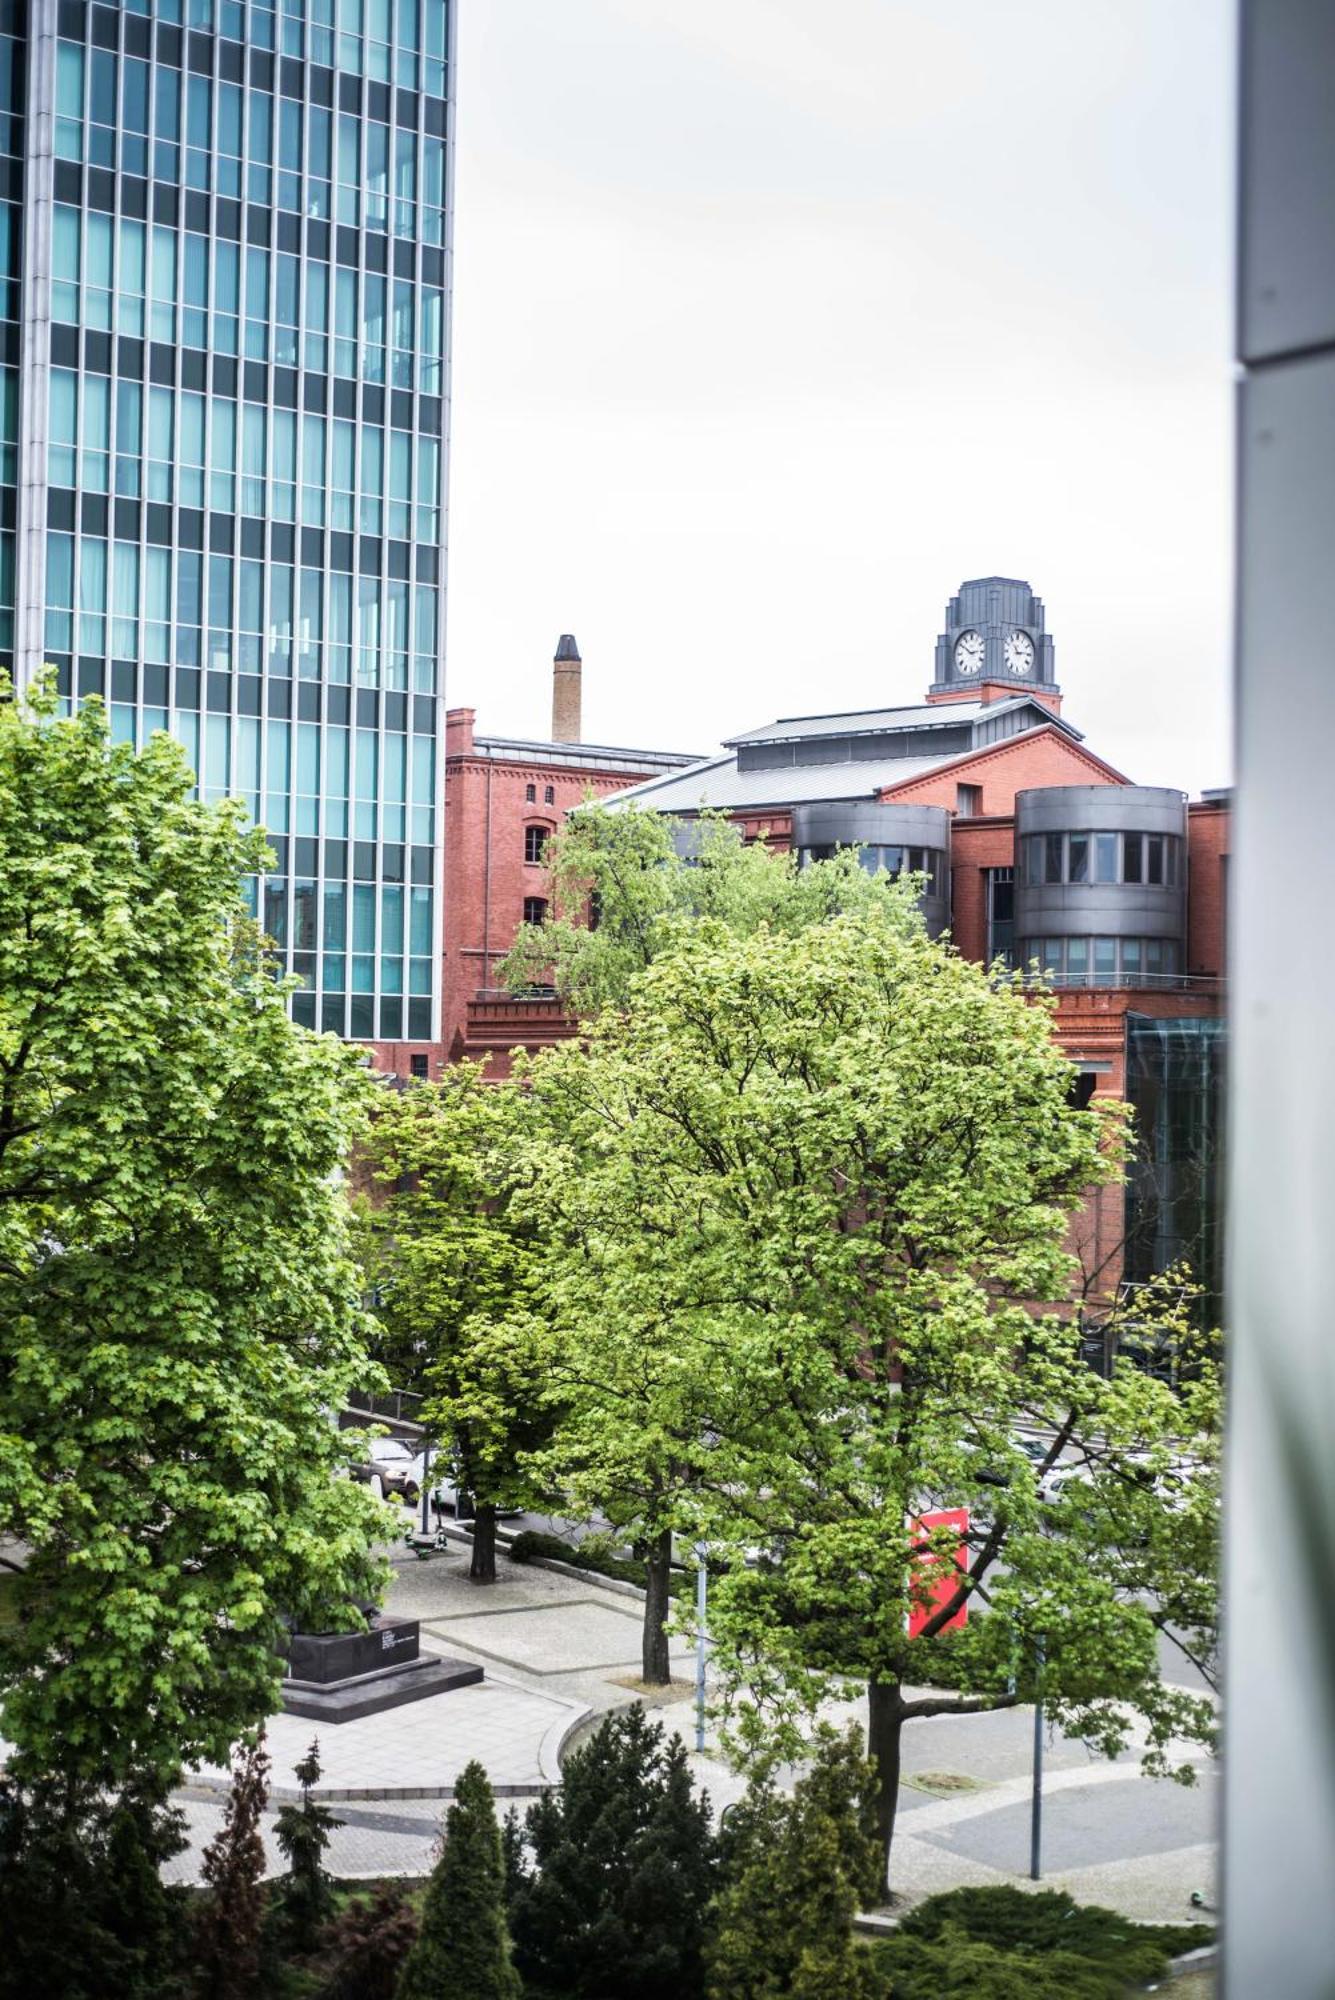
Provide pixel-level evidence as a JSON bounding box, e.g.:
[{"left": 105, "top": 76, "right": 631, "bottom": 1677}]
[
  {"left": 1005, "top": 630, "right": 1035, "bottom": 675},
  {"left": 954, "top": 631, "right": 985, "bottom": 676}
]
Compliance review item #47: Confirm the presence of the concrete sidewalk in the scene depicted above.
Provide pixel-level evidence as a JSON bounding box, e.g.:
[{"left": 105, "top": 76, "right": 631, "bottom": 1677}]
[{"left": 158, "top": 1539, "right": 1218, "bottom": 1925}]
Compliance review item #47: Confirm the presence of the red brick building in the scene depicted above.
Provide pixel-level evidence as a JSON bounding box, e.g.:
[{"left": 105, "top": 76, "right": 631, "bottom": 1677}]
[
  {"left": 464, "top": 579, "right": 1228, "bottom": 1313},
  {"left": 438, "top": 637, "right": 701, "bottom": 1074}
]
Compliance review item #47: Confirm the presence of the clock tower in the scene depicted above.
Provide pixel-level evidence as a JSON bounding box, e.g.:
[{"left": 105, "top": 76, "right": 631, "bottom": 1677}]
[{"left": 927, "top": 577, "right": 1061, "bottom": 713}]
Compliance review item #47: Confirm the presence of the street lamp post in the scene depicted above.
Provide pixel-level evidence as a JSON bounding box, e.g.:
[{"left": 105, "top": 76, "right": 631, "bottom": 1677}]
[
  {"left": 1030, "top": 1633, "right": 1045, "bottom": 1880},
  {"left": 694, "top": 1542, "right": 709, "bottom": 1754}
]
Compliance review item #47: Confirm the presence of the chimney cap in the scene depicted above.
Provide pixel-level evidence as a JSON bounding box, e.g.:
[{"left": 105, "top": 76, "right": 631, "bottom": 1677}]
[{"left": 554, "top": 633, "right": 581, "bottom": 661}]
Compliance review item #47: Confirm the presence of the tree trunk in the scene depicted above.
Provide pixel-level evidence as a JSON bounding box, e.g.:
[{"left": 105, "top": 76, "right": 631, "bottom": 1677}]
[
  {"left": 469, "top": 1502, "right": 497, "bottom": 1583},
  {"left": 866, "top": 1678, "right": 905, "bottom": 1894},
  {"left": 642, "top": 1527, "right": 674, "bottom": 1684}
]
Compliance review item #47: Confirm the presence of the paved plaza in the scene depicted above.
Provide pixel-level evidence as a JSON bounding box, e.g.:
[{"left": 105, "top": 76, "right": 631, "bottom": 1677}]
[{"left": 156, "top": 1535, "right": 1218, "bottom": 1927}]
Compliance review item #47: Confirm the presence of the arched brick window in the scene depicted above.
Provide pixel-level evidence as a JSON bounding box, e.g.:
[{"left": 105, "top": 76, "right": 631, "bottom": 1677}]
[
  {"left": 524, "top": 824, "right": 550, "bottom": 865},
  {"left": 523, "top": 897, "right": 548, "bottom": 926}
]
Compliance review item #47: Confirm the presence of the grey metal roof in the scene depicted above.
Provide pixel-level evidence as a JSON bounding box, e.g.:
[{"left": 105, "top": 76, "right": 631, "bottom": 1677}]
[
  {"left": 469, "top": 735, "right": 703, "bottom": 775},
  {"left": 607, "top": 751, "right": 967, "bottom": 815},
  {"left": 723, "top": 695, "right": 1081, "bottom": 747}
]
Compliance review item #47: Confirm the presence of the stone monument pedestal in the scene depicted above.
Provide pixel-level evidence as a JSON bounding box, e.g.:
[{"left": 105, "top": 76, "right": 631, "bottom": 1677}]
[{"left": 281, "top": 1613, "right": 482, "bottom": 1723}]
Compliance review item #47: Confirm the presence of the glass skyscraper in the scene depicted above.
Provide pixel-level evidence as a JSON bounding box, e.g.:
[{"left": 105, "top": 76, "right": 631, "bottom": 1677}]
[{"left": 12, "top": 0, "right": 454, "bottom": 1051}]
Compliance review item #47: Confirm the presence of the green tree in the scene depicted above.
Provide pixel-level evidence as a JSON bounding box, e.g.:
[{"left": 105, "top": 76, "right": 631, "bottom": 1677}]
[
  {"left": 193, "top": 1733, "right": 271, "bottom": 2000},
  {"left": 321, "top": 1883, "right": 420, "bottom": 2000},
  {"left": 508, "top": 1705, "right": 716, "bottom": 2000},
  {"left": 360, "top": 1064, "right": 554, "bottom": 1582},
  {"left": 707, "top": 1728, "right": 882, "bottom": 2000},
  {"left": 396, "top": 1760, "right": 521, "bottom": 2000},
  {"left": 273, "top": 1739, "right": 342, "bottom": 1952},
  {"left": 0, "top": 1777, "right": 189, "bottom": 2000},
  {"left": 0, "top": 686, "right": 388, "bottom": 1797},
  {"left": 527, "top": 897, "right": 1219, "bottom": 1884},
  {"left": 501, "top": 801, "right": 904, "bottom": 1019}
]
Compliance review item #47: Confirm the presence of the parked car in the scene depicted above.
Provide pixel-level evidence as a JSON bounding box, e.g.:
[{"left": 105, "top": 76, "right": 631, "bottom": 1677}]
[{"left": 351, "top": 1436, "right": 429, "bottom": 1504}]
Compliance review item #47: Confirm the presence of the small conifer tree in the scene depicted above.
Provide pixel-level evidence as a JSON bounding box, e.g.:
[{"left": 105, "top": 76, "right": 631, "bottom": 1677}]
[
  {"left": 707, "top": 1728, "right": 881, "bottom": 2000},
  {"left": 273, "top": 1739, "right": 341, "bottom": 1951},
  {"left": 396, "top": 1761, "right": 520, "bottom": 2000},
  {"left": 193, "top": 1734, "right": 271, "bottom": 2000},
  {"left": 508, "top": 1704, "right": 715, "bottom": 2000}
]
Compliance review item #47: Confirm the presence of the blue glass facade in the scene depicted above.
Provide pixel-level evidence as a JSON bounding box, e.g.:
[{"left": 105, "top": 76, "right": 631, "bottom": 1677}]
[{"left": 16, "top": 0, "right": 453, "bottom": 1045}]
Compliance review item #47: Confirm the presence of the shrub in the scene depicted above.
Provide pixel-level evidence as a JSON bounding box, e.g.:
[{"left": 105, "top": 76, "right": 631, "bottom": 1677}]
[
  {"left": 707, "top": 1728, "right": 881, "bottom": 2000},
  {"left": 321, "top": 1883, "right": 419, "bottom": 2000},
  {"left": 506, "top": 1530, "right": 695, "bottom": 1600},
  {"left": 508, "top": 1705, "right": 715, "bottom": 2000},
  {"left": 193, "top": 1735, "right": 271, "bottom": 2000},
  {"left": 272, "top": 1740, "right": 342, "bottom": 1953},
  {"left": 396, "top": 1762, "right": 520, "bottom": 2000},
  {"left": 869, "top": 1886, "right": 1215, "bottom": 1999}
]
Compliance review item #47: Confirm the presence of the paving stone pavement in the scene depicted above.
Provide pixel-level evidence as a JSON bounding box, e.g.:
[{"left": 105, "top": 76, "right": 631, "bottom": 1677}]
[{"left": 71, "top": 1537, "right": 1218, "bottom": 1922}]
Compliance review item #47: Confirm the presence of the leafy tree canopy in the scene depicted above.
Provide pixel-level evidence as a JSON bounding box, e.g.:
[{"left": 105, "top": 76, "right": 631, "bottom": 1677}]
[
  {"left": 522, "top": 894, "right": 1218, "bottom": 1877},
  {"left": 500, "top": 802, "right": 916, "bottom": 1017},
  {"left": 0, "top": 685, "right": 388, "bottom": 1793}
]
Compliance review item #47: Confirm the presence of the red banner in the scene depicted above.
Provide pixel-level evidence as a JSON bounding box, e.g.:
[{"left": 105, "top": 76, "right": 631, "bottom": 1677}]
[{"left": 908, "top": 1506, "right": 970, "bottom": 1638}]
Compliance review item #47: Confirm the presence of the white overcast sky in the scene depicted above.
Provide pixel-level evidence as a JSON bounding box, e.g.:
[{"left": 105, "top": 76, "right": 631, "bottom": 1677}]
[{"left": 444, "top": 0, "right": 1235, "bottom": 796}]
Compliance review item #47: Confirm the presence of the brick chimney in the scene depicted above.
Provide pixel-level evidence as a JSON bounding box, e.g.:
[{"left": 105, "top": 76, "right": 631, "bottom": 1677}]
[{"left": 552, "top": 634, "right": 582, "bottom": 742}]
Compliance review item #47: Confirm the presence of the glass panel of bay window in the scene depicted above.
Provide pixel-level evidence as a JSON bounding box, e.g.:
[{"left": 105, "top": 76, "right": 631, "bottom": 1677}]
[
  {"left": 217, "top": 80, "right": 242, "bottom": 197},
  {"left": 213, "top": 239, "right": 239, "bottom": 354},
  {"left": 144, "top": 546, "right": 171, "bottom": 661},
  {"left": 1040, "top": 938, "right": 1062, "bottom": 977},
  {"left": 207, "top": 554, "right": 233, "bottom": 671},
  {"left": 359, "top": 424, "right": 383, "bottom": 531},
  {"left": 367, "top": 121, "right": 389, "bottom": 228},
  {"left": 267, "top": 562, "right": 293, "bottom": 673},
  {"left": 394, "top": 125, "right": 416, "bottom": 236},
  {"left": 271, "top": 408, "right": 297, "bottom": 519},
  {"left": 1044, "top": 832, "right": 1063, "bottom": 883},
  {"left": 334, "top": 267, "right": 357, "bottom": 377},
  {"left": 179, "top": 391, "right": 205, "bottom": 507},
  {"left": 247, "top": 88, "right": 272, "bottom": 205},
  {"left": 363, "top": 274, "right": 386, "bottom": 382},
  {"left": 85, "top": 212, "right": 113, "bottom": 329},
  {"left": 55, "top": 43, "right": 83, "bottom": 164},
  {"left": 122, "top": 57, "right": 149, "bottom": 177},
  {"left": 241, "top": 404, "right": 266, "bottom": 516},
  {"left": 301, "top": 415, "right": 326, "bottom": 525},
  {"left": 1123, "top": 832, "right": 1143, "bottom": 883},
  {"left": 111, "top": 543, "right": 139, "bottom": 658},
  {"left": 274, "top": 253, "right": 299, "bottom": 365},
  {"left": 235, "top": 716, "right": 259, "bottom": 816},
  {"left": 297, "top": 568, "right": 323, "bottom": 677},
  {"left": 413, "top": 584, "right": 437, "bottom": 693},
  {"left": 175, "top": 549, "right": 202, "bottom": 663},
  {"left": 357, "top": 578, "right": 380, "bottom": 686},
  {"left": 388, "top": 430, "right": 411, "bottom": 538},
  {"left": 245, "top": 246, "right": 269, "bottom": 360},
  {"left": 1065, "top": 936, "right": 1089, "bottom": 983},
  {"left": 1121, "top": 936, "right": 1142, "bottom": 982},
  {"left": 154, "top": 60, "right": 180, "bottom": 182},
  {"left": 1094, "top": 937, "right": 1116, "bottom": 985},
  {"left": 304, "top": 261, "right": 328, "bottom": 374},
  {"left": 307, "top": 103, "right": 332, "bottom": 218},
  {"left": 329, "top": 572, "right": 353, "bottom": 682},
  {"left": 277, "top": 98, "right": 302, "bottom": 212},
  {"left": 238, "top": 557, "right": 262, "bottom": 670},
  {"left": 147, "top": 385, "right": 174, "bottom": 501},
  {"left": 45, "top": 532, "right": 73, "bottom": 652},
  {"left": 52, "top": 207, "right": 80, "bottom": 321},
  {"left": 1067, "top": 833, "right": 1089, "bottom": 883},
  {"left": 49, "top": 370, "right": 77, "bottom": 487},
  {"left": 1146, "top": 835, "right": 1164, "bottom": 885},
  {"left": 185, "top": 74, "right": 211, "bottom": 189},
  {"left": 182, "top": 233, "right": 208, "bottom": 348},
  {"left": 1094, "top": 832, "right": 1118, "bottom": 882},
  {"left": 114, "top": 381, "right": 142, "bottom": 496},
  {"left": 78, "top": 537, "right": 107, "bottom": 653}
]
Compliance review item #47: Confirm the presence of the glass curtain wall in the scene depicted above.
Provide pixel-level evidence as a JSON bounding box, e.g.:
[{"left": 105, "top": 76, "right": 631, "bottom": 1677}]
[{"left": 39, "top": 0, "right": 450, "bottom": 1043}]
